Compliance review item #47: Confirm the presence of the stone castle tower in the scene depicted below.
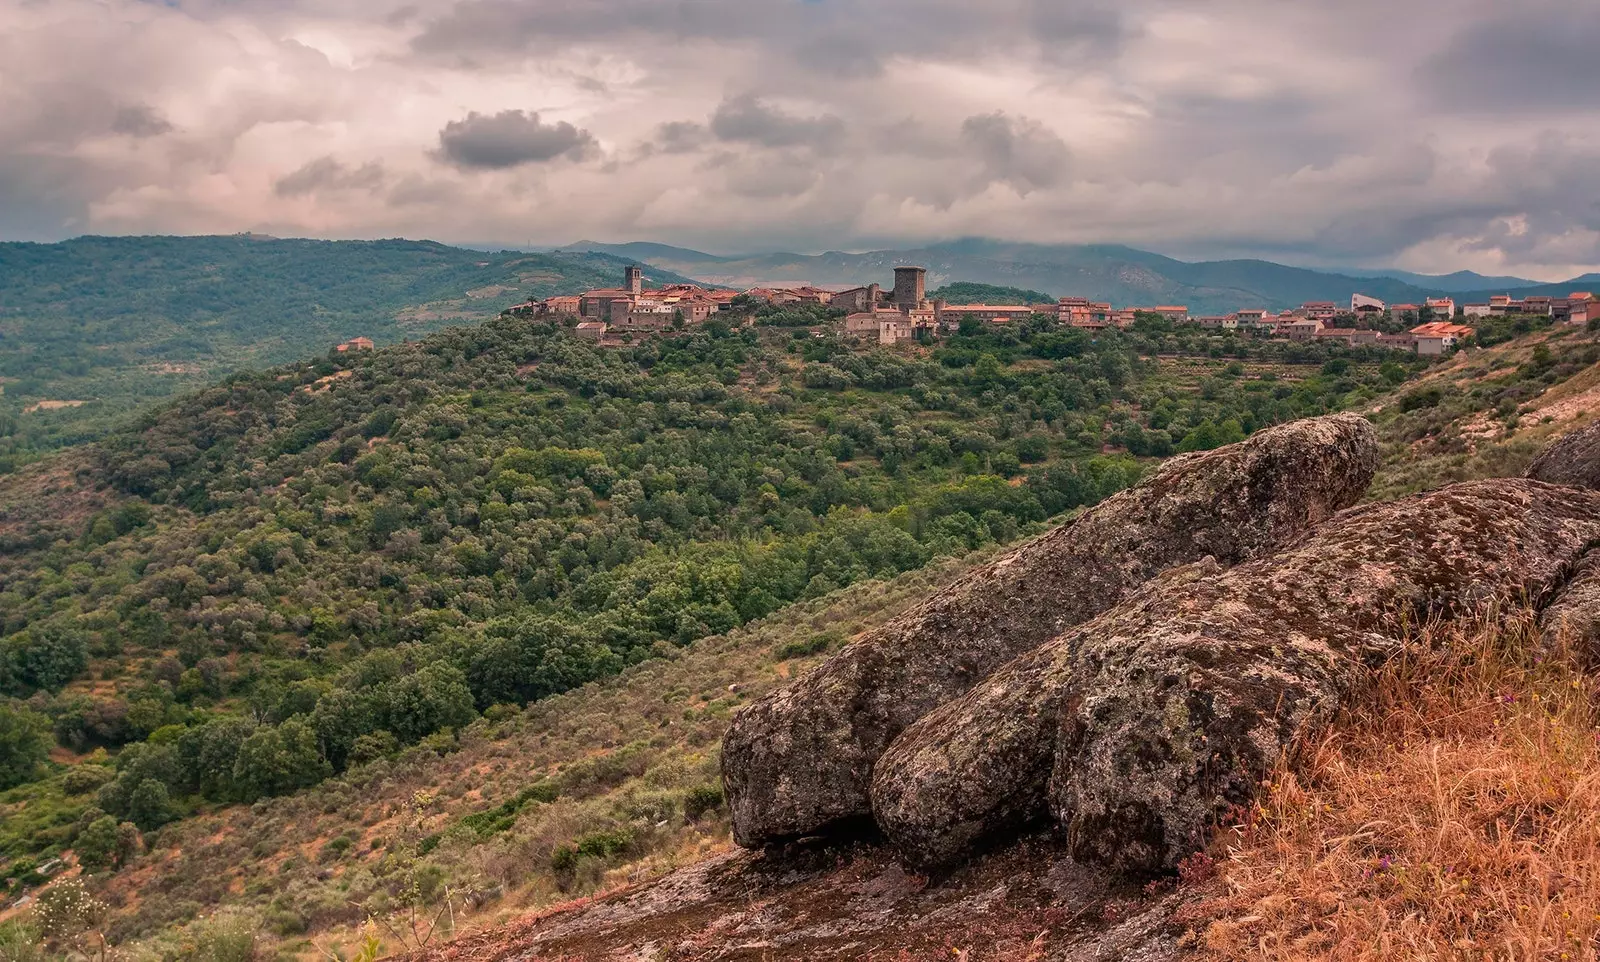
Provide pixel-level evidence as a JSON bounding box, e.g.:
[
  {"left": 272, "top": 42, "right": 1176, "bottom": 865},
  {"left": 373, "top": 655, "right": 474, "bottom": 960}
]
[
  {"left": 893, "top": 266, "right": 926, "bottom": 311},
  {"left": 626, "top": 265, "right": 643, "bottom": 296}
]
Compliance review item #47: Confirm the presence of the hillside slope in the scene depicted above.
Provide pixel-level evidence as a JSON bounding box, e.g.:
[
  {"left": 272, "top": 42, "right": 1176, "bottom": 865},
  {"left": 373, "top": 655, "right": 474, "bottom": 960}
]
[
  {"left": 0, "top": 235, "right": 702, "bottom": 462},
  {"left": 0, "top": 309, "right": 1429, "bottom": 958}
]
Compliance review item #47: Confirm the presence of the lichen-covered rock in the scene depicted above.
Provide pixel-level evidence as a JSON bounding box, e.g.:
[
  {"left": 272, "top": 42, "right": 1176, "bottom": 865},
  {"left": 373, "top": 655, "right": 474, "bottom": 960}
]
[
  {"left": 870, "top": 480, "right": 1600, "bottom": 874},
  {"left": 1528, "top": 419, "right": 1600, "bottom": 490},
  {"left": 722, "top": 415, "right": 1379, "bottom": 847},
  {"left": 1541, "top": 553, "right": 1600, "bottom": 666}
]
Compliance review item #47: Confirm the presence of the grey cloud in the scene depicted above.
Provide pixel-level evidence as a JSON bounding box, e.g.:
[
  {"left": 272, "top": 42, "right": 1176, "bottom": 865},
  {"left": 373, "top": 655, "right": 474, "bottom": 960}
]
[
  {"left": 1420, "top": 7, "right": 1600, "bottom": 112},
  {"left": 1029, "top": 2, "right": 1130, "bottom": 46},
  {"left": 655, "top": 121, "right": 707, "bottom": 154},
  {"left": 410, "top": 0, "right": 1135, "bottom": 73},
  {"left": 710, "top": 95, "right": 844, "bottom": 150},
  {"left": 110, "top": 105, "right": 173, "bottom": 139},
  {"left": 714, "top": 152, "right": 822, "bottom": 199},
  {"left": 436, "top": 109, "right": 598, "bottom": 169},
  {"left": 960, "top": 112, "right": 1069, "bottom": 193},
  {"left": 274, "top": 157, "right": 386, "bottom": 197}
]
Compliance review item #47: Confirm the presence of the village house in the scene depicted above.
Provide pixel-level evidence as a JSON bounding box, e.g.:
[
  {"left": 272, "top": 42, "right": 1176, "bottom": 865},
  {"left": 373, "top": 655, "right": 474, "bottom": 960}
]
[
  {"left": 1557, "top": 293, "right": 1598, "bottom": 325},
  {"left": 335, "top": 336, "right": 375, "bottom": 352},
  {"left": 1425, "top": 296, "right": 1457, "bottom": 318},
  {"left": 830, "top": 284, "right": 883, "bottom": 313},
  {"left": 1389, "top": 303, "right": 1422, "bottom": 322},
  {"left": 1351, "top": 293, "right": 1387, "bottom": 316},
  {"left": 1058, "top": 298, "right": 1125, "bottom": 329},
  {"left": 845, "top": 308, "right": 906, "bottom": 336},
  {"left": 574, "top": 321, "right": 608, "bottom": 340},
  {"left": 1135, "top": 305, "right": 1190, "bottom": 322},
  {"left": 1284, "top": 317, "right": 1325, "bottom": 340},
  {"left": 1410, "top": 321, "right": 1476, "bottom": 356},
  {"left": 936, "top": 303, "right": 1038, "bottom": 327},
  {"left": 1300, "top": 301, "right": 1338, "bottom": 322}
]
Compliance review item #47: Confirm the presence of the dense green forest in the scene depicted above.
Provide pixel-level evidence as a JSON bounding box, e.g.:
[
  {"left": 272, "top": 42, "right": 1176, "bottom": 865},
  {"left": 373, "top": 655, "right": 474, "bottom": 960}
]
[
  {"left": 0, "top": 236, "right": 701, "bottom": 466},
  {"left": 0, "top": 309, "right": 1421, "bottom": 879},
  {"left": 929, "top": 281, "right": 1054, "bottom": 305}
]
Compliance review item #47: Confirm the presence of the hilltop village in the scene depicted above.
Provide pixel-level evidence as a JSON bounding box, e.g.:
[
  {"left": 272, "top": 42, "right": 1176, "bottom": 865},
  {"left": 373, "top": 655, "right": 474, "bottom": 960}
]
[{"left": 515, "top": 264, "right": 1599, "bottom": 357}]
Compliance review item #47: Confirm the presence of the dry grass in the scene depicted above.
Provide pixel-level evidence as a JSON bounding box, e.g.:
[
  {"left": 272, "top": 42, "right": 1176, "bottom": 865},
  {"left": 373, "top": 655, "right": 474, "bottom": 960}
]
[{"left": 1194, "top": 611, "right": 1600, "bottom": 961}]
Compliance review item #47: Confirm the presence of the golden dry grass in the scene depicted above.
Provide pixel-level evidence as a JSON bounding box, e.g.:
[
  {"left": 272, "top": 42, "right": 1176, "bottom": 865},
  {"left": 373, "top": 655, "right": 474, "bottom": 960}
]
[{"left": 1194, "top": 611, "right": 1600, "bottom": 961}]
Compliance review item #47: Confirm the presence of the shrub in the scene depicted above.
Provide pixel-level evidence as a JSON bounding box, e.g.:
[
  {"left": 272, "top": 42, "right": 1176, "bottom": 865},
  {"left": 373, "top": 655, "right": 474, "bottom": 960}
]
[
  {"left": 31, "top": 880, "right": 104, "bottom": 940},
  {"left": 682, "top": 784, "right": 724, "bottom": 821},
  {"left": 773, "top": 632, "right": 838, "bottom": 661},
  {"left": 189, "top": 916, "right": 257, "bottom": 962},
  {"left": 60, "top": 766, "right": 113, "bottom": 796}
]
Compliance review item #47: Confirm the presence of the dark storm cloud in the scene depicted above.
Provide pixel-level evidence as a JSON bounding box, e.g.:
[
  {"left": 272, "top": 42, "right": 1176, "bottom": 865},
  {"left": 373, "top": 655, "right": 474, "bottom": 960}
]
[
  {"left": 435, "top": 109, "right": 598, "bottom": 169},
  {"left": 1420, "top": 7, "right": 1600, "bottom": 112},
  {"left": 960, "top": 112, "right": 1069, "bottom": 193},
  {"left": 274, "top": 157, "right": 386, "bottom": 196},
  {"left": 709, "top": 95, "right": 844, "bottom": 150}
]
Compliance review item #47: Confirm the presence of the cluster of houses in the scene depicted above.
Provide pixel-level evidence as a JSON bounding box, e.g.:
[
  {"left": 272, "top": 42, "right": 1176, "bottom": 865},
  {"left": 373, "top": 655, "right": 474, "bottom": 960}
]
[{"left": 522, "top": 266, "right": 1598, "bottom": 358}]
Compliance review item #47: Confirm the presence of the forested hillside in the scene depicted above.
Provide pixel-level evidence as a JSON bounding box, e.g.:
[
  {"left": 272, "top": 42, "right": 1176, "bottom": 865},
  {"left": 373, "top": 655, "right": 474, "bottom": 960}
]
[
  {"left": 0, "top": 236, "right": 700, "bottom": 466},
  {"left": 0, "top": 311, "right": 1437, "bottom": 956}
]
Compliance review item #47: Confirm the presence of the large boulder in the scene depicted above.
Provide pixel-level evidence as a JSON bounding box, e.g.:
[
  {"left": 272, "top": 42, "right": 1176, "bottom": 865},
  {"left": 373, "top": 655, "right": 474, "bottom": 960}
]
[
  {"left": 870, "top": 479, "right": 1600, "bottom": 873},
  {"left": 723, "top": 414, "right": 1379, "bottom": 847},
  {"left": 1541, "top": 553, "right": 1600, "bottom": 666},
  {"left": 1527, "top": 419, "right": 1600, "bottom": 490}
]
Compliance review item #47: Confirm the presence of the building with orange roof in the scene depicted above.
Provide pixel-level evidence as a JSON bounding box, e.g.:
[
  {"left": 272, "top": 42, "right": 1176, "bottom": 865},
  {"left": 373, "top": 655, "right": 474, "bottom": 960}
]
[{"left": 1409, "top": 321, "right": 1476, "bottom": 356}]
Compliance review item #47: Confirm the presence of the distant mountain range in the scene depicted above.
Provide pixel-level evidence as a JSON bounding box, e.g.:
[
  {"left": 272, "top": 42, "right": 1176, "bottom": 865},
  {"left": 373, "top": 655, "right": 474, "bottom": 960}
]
[{"left": 559, "top": 239, "right": 1597, "bottom": 314}]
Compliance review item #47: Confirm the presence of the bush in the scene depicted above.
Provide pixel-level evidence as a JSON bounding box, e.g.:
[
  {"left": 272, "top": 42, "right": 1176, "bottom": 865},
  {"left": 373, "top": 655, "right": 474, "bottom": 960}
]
[
  {"left": 773, "top": 632, "right": 839, "bottom": 661},
  {"left": 682, "top": 784, "right": 724, "bottom": 821},
  {"left": 60, "top": 766, "right": 113, "bottom": 796},
  {"left": 31, "top": 880, "right": 105, "bottom": 940},
  {"left": 190, "top": 916, "right": 257, "bottom": 962}
]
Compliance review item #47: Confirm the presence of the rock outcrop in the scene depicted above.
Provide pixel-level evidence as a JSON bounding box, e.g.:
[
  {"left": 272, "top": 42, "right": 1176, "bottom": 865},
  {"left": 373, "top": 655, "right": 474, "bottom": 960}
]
[
  {"left": 723, "top": 415, "right": 1379, "bottom": 847},
  {"left": 870, "top": 479, "right": 1600, "bottom": 873},
  {"left": 1542, "top": 554, "right": 1600, "bottom": 665},
  {"left": 1527, "top": 418, "right": 1600, "bottom": 490}
]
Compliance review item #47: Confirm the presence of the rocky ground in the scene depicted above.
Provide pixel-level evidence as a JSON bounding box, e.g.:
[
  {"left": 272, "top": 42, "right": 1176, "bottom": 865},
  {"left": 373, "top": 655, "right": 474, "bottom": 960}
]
[{"left": 407, "top": 832, "right": 1203, "bottom": 962}]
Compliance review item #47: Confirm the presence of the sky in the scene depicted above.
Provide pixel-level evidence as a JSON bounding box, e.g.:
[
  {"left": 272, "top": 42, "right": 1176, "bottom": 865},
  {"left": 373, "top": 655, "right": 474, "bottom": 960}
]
[{"left": 3, "top": 0, "right": 1600, "bottom": 279}]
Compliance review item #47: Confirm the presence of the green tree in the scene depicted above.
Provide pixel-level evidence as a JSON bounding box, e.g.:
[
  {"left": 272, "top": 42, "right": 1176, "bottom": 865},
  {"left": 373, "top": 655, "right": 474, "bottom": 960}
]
[
  {"left": 0, "top": 705, "right": 50, "bottom": 789},
  {"left": 232, "top": 719, "right": 331, "bottom": 801},
  {"left": 126, "top": 779, "right": 173, "bottom": 831},
  {"left": 381, "top": 663, "right": 477, "bottom": 743},
  {"left": 2, "top": 625, "right": 89, "bottom": 694},
  {"left": 73, "top": 816, "right": 120, "bottom": 871}
]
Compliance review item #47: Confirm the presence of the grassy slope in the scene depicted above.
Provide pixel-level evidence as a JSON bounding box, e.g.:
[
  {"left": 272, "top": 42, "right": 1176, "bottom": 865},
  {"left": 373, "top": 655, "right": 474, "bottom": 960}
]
[
  {"left": 1196, "top": 612, "right": 1600, "bottom": 958},
  {"left": 1366, "top": 322, "right": 1600, "bottom": 499}
]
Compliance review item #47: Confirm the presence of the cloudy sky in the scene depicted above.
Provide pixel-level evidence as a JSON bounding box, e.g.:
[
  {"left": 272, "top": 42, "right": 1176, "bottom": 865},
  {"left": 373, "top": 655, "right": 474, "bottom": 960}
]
[{"left": 4, "top": 0, "right": 1599, "bottom": 278}]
